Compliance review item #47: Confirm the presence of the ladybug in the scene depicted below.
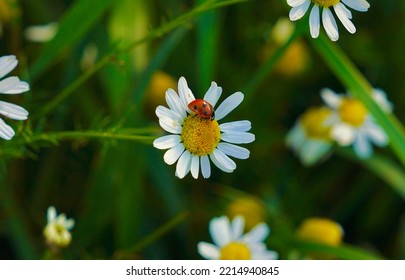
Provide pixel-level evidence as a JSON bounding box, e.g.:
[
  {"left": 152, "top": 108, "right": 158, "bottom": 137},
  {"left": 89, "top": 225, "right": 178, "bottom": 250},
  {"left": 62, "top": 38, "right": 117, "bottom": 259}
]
[{"left": 188, "top": 99, "right": 215, "bottom": 120}]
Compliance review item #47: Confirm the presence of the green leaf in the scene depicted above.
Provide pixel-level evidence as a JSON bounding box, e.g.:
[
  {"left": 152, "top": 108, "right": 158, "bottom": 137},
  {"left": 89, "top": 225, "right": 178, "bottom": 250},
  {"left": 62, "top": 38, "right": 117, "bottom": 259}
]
[
  {"left": 30, "top": 0, "right": 114, "bottom": 81},
  {"left": 311, "top": 35, "right": 405, "bottom": 168}
]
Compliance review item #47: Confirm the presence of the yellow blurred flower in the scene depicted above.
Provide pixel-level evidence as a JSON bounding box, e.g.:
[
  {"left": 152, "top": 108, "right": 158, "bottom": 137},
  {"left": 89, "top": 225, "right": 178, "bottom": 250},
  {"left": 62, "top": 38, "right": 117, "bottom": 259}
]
[
  {"left": 144, "top": 71, "right": 177, "bottom": 117},
  {"left": 227, "top": 196, "right": 266, "bottom": 231},
  {"left": 297, "top": 217, "right": 344, "bottom": 246},
  {"left": 260, "top": 18, "right": 310, "bottom": 77},
  {"left": 43, "top": 206, "right": 75, "bottom": 248}
]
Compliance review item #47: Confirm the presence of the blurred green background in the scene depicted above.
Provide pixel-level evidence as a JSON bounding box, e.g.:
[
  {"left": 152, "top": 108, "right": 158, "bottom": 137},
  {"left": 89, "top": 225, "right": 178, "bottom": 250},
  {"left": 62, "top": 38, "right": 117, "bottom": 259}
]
[{"left": 0, "top": 0, "right": 405, "bottom": 259}]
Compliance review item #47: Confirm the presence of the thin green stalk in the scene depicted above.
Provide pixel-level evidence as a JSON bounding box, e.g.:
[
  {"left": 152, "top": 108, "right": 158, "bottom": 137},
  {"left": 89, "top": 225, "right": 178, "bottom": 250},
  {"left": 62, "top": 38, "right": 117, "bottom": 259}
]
[
  {"left": 33, "top": 0, "right": 248, "bottom": 119},
  {"left": 337, "top": 148, "right": 405, "bottom": 201},
  {"left": 21, "top": 130, "right": 156, "bottom": 145},
  {"left": 114, "top": 211, "right": 189, "bottom": 258},
  {"left": 311, "top": 35, "right": 405, "bottom": 168},
  {"left": 243, "top": 21, "right": 304, "bottom": 99}
]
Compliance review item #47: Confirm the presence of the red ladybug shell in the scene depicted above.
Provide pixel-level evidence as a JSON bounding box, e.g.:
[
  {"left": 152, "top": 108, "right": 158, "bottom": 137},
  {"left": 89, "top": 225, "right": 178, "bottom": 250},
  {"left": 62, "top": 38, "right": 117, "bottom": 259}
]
[{"left": 188, "top": 99, "right": 215, "bottom": 120}]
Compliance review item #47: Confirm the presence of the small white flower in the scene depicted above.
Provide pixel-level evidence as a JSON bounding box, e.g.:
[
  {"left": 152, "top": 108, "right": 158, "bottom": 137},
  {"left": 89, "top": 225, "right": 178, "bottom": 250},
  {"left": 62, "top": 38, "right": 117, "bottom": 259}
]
[
  {"left": 198, "top": 215, "right": 278, "bottom": 260},
  {"left": 24, "top": 22, "right": 58, "bottom": 43},
  {"left": 153, "top": 77, "right": 255, "bottom": 179},
  {"left": 287, "top": 0, "right": 370, "bottom": 41},
  {"left": 0, "top": 55, "right": 29, "bottom": 140},
  {"left": 321, "top": 88, "right": 391, "bottom": 158},
  {"left": 286, "top": 106, "right": 334, "bottom": 166},
  {"left": 43, "top": 206, "right": 75, "bottom": 248}
]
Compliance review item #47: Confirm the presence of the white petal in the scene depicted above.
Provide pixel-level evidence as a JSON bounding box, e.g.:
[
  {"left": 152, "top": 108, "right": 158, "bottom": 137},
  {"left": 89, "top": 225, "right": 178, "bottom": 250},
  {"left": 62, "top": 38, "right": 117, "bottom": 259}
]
[
  {"left": 217, "top": 143, "right": 250, "bottom": 159},
  {"left": 0, "top": 101, "right": 29, "bottom": 120},
  {"left": 231, "top": 216, "right": 245, "bottom": 240},
  {"left": 0, "top": 77, "right": 20, "bottom": 93},
  {"left": 353, "top": 132, "right": 372, "bottom": 158},
  {"left": 158, "top": 117, "right": 182, "bottom": 134},
  {"left": 335, "top": 2, "right": 352, "bottom": 19},
  {"left": 215, "top": 92, "right": 244, "bottom": 121},
  {"left": 210, "top": 149, "right": 236, "bottom": 173},
  {"left": 322, "top": 8, "right": 339, "bottom": 41},
  {"left": 200, "top": 155, "right": 211, "bottom": 178},
  {"left": 372, "top": 88, "right": 393, "bottom": 113},
  {"left": 190, "top": 155, "right": 200, "bottom": 179},
  {"left": 175, "top": 150, "right": 191, "bottom": 178},
  {"left": 209, "top": 216, "right": 232, "bottom": 247},
  {"left": 165, "top": 88, "right": 186, "bottom": 118},
  {"left": 153, "top": 135, "right": 181, "bottom": 150},
  {"left": 364, "top": 121, "right": 388, "bottom": 146},
  {"left": 242, "top": 223, "right": 269, "bottom": 243},
  {"left": 320, "top": 88, "right": 341, "bottom": 109},
  {"left": 163, "top": 143, "right": 185, "bottom": 165},
  {"left": 65, "top": 219, "right": 75, "bottom": 230},
  {"left": 309, "top": 5, "right": 320, "bottom": 38},
  {"left": 197, "top": 242, "right": 220, "bottom": 260},
  {"left": 3, "top": 81, "right": 30, "bottom": 94},
  {"left": 155, "top": 105, "right": 182, "bottom": 121},
  {"left": 289, "top": 1, "right": 311, "bottom": 21},
  {"left": 221, "top": 131, "right": 255, "bottom": 144},
  {"left": 0, "top": 55, "right": 18, "bottom": 79},
  {"left": 219, "top": 120, "right": 251, "bottom": 133},
  {"left": 47, "top": 206, "right": 57, "bottom": 222},
  {"left": 178, "top": 77, "right": 195, "bottom": 112},
  {"left": 299, "top": 139, "right": 332, "bottom": 166},
  {"left": 252, "top": 250, "right": 279, "bottom": 260},
  {"left": 203, "top": 82, "right": 222, "bottom": 108},
  {"left": 331, "top": 124, "right": 355, "bottom": 145},
  {"left": 341, "top": 0, "right": 370, "bottom": 12},
  {"left": 0, "top": 118, "right": 15, "bottom": 140},
  {"left": 334, "top": 3, "right": 356, "bottom": 34},
  {"left": 286, "top": 123, "right": 305, "bottom": 151},
  {"left": 287, "top": 0, "right": 307, "bottom": 7}
]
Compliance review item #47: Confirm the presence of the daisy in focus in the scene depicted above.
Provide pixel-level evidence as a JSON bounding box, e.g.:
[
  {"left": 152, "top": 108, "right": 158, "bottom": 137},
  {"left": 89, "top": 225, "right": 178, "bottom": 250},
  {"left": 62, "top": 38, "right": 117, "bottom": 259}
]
[
  {"left": 321, "top": 88, "right": 392, "bottom": 159},
  {"left": 0, "top": 55, "right": 29, "bottom": 140},
  {"left": 43, "top": 206, "right": 75, "bottom": 248},
  {"left": 287, "top": 0, "right": 370, "bottom": 41},
  {"left": 197, "top": 215, "right": 278, "bottom": 260},
  {"left": 153, "top": 77, "right": 255, "bottom": 179},
  {"left": 286, "top": 106, "right": 334, "bottom": 166}
]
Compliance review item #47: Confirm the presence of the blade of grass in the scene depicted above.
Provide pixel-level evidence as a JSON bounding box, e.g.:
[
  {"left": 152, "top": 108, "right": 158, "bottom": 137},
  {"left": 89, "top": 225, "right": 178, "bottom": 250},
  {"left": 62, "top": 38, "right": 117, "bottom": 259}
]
[
  {"left": 337, "top": 148, "right": 405, "bottom": 201},
  {"left": 30, "top": 0, "right": 114, "bottom": 81},
  {"left": 311, "top": 35, "right": 405, "bottom": 168}
]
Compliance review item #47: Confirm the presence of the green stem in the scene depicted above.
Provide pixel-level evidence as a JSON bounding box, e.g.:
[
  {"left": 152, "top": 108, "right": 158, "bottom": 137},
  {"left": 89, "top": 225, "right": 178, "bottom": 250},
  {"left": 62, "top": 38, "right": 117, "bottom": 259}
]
[
  {"left": 337, "top": 149, "right": 405, "bottom": 201},
  {"left": 311, "top": 35, "right": 405, "bottom": 168},
  {"left": 21, "top": 130, "right": 156, "bottom": 145},
  {"left": 114, "top": 211, "right": 189, "bottom": 258},
  {"left": 33, "top": 0, "right": 248, "bottom": 119}
]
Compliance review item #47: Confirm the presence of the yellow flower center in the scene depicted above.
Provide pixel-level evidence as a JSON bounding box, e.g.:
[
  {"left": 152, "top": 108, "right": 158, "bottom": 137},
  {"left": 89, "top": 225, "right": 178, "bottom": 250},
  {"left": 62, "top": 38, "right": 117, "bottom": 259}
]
[
  {"left": 181, "top": 115, "right": 220, "bottom": 156},
  {"left": 300, "top": 107, "right": 332, "bottom": 140},
  {"left": 227, "top": 197, "right": 266, "bottom": 231},
  {"left": 338, "top": 98, "right": 368, "bottom": 127},
  {"left": 311, "top": 0, "right": 340, "bottom": 7},
  {"left": 220, "top": 242, "right": 251, "bottom": 260}
]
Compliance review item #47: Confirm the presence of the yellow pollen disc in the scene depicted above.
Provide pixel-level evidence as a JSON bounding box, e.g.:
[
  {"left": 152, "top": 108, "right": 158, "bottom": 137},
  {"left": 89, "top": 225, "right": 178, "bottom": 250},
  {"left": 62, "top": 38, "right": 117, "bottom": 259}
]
[
  {"left": 181, "top": 115, "right": 220, "bottom": 156},
  {"left": 300, "top": 107, "right": 332, "bottom": 140},
  {"left": 338, "top": 98, "right": 368, "bottom": 127},
  {"left": 220, "top": 242, "right": 251, "bottom": 260},
  {"left": 297, "top": 218, "right": 343, "bottom": 246},
  {"left": 311, "top": 0, "right": 340, "bottom": 7}
]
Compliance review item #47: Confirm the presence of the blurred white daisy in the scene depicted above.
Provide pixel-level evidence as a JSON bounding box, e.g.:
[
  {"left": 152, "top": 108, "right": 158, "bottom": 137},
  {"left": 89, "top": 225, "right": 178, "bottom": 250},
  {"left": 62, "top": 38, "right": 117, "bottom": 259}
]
[
  {"left": 0, "top": 55, "right": 29, "bottom": 140},
  {"left": 43, "top": 206, "right": 75, "bottom": 248},
  {"left": 153, "top": 77, "right": 255, "bottom": 179},
  {"left": 287, "top": 0, "right": 370, "bottom": 41},
  {"left": 286, "top": 106, "right": 334, "bottom": 165},
  {"left": 24, "top": 22, "right": 58, "bottom": 43},
  {"left": 321, "top": 88, "right": 391, "bottom": 158},
  {"left": 197, "top": 215, "right": 278, "bottom": 260}
]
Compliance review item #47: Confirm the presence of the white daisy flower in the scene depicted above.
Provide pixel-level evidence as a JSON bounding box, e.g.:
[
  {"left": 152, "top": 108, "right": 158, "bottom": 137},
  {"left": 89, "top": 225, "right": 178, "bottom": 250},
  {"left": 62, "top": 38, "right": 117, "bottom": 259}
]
[
  {"left": 43, "top": 206, "right": 75, "bottom": 248},
  {"left": 197, "top": 215, "right": 278, "bottom": 260},
  {"left": 321, "top": 88, "right": 391, "bottom": 158},
  {"left": 286, "top": 106, "right": 334, "bottom": 166},
  {"left": 153, "top": 77, "right": 255, "bottom": 179},
  {"left": 0, "top": 55, "right": 29, "bottom": 140},
  {"left": 287, "top": 0, "right": 370, "bottom": 41}
]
